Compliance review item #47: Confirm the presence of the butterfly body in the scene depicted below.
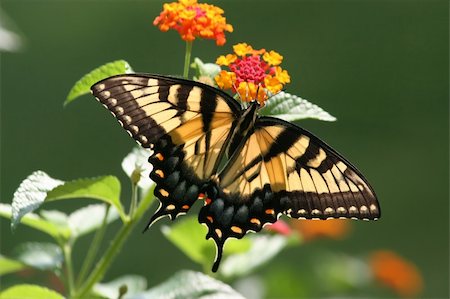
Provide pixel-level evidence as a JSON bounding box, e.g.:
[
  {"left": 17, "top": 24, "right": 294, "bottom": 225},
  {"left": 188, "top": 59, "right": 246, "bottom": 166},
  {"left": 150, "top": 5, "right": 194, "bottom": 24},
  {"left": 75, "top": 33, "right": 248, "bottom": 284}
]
[{"left": 91, "top": 73, "right": 380, "bottom": 272}]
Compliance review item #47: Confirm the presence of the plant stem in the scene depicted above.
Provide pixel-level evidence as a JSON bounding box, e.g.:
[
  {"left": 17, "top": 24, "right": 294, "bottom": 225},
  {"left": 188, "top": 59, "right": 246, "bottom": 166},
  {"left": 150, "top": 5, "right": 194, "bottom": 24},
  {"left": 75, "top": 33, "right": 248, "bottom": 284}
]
[
  {"left": 128, "top": 182, "right": 138, "bottom": 217},
  {"left": 76, "top": 205, "right": 111, "bottom": 287},
  {"left": 75, "top": 217, "right": 135, "bottom": 298},
  {"left": 74, "top": 185, "right": 156, "bottom": 298},
  {"left": 63, "top": 243, "right": 75, "bottom": 298},
  {"left": 183, "top": 41, "right": 193, "bottom": 78}
]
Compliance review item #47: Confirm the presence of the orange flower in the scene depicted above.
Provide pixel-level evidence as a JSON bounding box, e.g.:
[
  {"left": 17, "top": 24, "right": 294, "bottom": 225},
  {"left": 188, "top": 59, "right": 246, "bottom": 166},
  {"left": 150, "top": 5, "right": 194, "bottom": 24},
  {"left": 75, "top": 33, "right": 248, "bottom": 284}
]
[
  {"left": 153, "top": 0, "right": 233, "bottom": 46},
  {"left": 291, "top": 219, "right": 351, "bottom": 241},
  {"left": 370, "top": 250, "right": 423, "bottom": 297},
  {"left": 215, "top": 43, "right": 290, "bottom": 103}
]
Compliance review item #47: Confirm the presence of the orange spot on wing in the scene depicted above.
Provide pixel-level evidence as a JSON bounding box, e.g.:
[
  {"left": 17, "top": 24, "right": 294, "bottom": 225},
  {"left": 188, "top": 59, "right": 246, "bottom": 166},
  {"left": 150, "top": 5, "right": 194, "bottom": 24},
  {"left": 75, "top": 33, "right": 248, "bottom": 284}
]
[{"left": 155, "top": 169, "right": 165, "bottom": 178}]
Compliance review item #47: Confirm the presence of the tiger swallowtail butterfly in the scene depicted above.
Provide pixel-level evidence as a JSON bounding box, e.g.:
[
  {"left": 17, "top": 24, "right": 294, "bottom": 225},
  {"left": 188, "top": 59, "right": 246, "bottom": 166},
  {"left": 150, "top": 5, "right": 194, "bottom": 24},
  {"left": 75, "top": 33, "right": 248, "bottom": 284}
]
[{"left": 91, "top": 74, "right": 380, "bottom": 272}]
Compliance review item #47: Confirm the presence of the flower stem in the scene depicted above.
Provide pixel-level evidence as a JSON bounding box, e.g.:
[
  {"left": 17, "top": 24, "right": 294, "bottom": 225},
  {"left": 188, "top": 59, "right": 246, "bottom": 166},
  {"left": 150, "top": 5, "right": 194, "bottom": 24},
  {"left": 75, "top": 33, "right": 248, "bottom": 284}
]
[
  {"left": 183, "top": 41, "right": 193, "bottom": 78},
  {"left": 75, "top": 205, "right": 110, "bottom": 287},
  {"left": 128, "top": 182, "right": 138, "bottom": 217},
  {"left": 63, "top": 243, "right": 75, "bottom": 298}
]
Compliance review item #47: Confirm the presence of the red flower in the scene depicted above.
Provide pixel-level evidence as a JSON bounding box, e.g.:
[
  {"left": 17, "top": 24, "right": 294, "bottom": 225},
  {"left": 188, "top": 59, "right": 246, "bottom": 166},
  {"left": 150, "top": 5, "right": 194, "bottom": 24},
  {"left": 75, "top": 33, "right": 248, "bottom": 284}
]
[
  {"left": 265, "top": 220, "right": 292, "bottom": 236},
  {"left": 215, "top": 43, "right": 290, "bottom": 104}
]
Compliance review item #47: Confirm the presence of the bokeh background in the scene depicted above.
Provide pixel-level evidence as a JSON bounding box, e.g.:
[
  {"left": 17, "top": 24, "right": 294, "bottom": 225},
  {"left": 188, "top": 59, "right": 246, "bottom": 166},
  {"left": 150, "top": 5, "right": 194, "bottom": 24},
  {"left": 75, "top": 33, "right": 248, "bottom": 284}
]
[{"left": 1, "top": 0, "right": 448, "bottom": 298}]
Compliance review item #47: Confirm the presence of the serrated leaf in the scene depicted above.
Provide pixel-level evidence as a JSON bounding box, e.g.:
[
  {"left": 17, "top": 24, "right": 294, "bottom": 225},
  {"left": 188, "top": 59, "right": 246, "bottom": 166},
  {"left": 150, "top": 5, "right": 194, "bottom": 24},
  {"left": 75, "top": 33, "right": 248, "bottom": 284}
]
[
  {"left": 0, "top": 203, "right": 70, "bottom": 240},
  {"left": 132, "top": 270, "right": 245, "bottom": 299},
  {"left": 13, "top": 242, "right": 63, "bottom": 271},
  {"left": 94, "top": 275, "right": 147, "bottom": 299},
  {"left": 11, "top": 171, "right": 64, "bottom": 231},
  {"left": 0, "top": 255, "right": 26, "bottom": 276},
  {"left": 68, "top": 204, "right": 119, "bottom": 238},
  {"left": 260, "top": 91, "right": 337, "bottom": 122},
  {"left": 0, "top": 284, "right": 64, "bottom": 299},
  {"left": 161, "top": 216, "right": 250, "bottom": 268},
  {"left": 11, "top": 172, "right": 126, "bottom": 230},
  {"left": 65, "top": 60, "right": 132, "bottom": 105},
  {"left": 46, "top": 175, "right": 126, "bottom": 222},
  {"left": 219, "top": 234, "right": 289, "bottom": 278}
]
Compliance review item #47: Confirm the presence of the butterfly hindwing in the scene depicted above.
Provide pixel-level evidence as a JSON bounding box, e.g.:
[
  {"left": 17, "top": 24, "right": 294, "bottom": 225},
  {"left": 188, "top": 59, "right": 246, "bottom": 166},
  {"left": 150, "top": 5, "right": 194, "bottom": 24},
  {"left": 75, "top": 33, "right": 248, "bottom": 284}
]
[
  {"left": 217, "top": 116, "right": 380, "bottom": 220},
  {"left": 199, "top": 116, "right": 380, "bottom": 270},
  {"left": 91, "top": 74, "right": 241, "bottom": 224}
]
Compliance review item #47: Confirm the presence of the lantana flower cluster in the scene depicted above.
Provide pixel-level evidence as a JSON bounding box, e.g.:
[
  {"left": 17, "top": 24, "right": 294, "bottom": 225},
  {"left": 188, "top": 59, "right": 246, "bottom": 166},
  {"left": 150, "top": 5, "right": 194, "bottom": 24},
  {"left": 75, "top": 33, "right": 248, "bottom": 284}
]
[
  {"left": 153, "top": 0, "right": 233, "bottom": 46},
  {"left": 215, "top": 43, "right": 291, "bottom": 104}
]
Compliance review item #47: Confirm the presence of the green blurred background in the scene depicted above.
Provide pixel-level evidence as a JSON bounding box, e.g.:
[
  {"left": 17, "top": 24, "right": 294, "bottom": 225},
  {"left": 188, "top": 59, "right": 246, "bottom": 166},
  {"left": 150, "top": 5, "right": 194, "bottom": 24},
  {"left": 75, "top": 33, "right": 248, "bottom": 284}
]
[{"left": 1, "top": 0, "right": 448, "bottom": 298}]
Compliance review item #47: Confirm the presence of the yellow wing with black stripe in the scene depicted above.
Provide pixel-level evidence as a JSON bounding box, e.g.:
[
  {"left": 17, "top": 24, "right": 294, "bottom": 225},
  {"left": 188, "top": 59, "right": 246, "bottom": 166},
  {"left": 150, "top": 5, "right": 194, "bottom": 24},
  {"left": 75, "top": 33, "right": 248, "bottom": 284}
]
[
  {"left": 91, "top": 74, "right": 241, "bottom": 224},
  {"left": 199, "top": 116, "right": 379, "bottom": 271},
  {"left": 219, "top": 117, "right": 379, "bottom": 219}
]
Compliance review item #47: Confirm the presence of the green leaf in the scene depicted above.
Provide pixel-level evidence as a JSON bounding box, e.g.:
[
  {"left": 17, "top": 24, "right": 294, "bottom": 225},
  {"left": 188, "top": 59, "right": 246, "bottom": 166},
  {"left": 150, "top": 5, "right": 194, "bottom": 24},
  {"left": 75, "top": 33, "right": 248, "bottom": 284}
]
[
  {"left": 219, "top": 234, "right": 290, "bottom": 278},
  {"left": 13, "top": 242, "right": 63, "bottom": 271},
  {"left": 260, "top": 91, "right": 337, "bottom": 122},
  {"left": 93, "top": 275, "right": 147, "bottom": 299},
  {"left": 65, "top": 60, "right": 132, "bottom": 105},
  {"left": 40, "top": 210, "right": 69, "bottom": 227},
  {"left": 0, "top": 204, "right": 70, "bottom": 240},
  {"left": 314, "top": 253, "right": 371, "bottom": 292},
  {"left": 11, "top": 172, "right": 126, "bottom": 230},
  {"left": 0, "top": 9, "right": 23, "bottom": 52},
  {"left": 11, "top": 171, "right": 64, "bottom": 231},
  {"left": 0, "top": 284, "right": 64, "bottom": 299},
  {"left": 68, "top": 204, "right": 119, "bottom": 238},
  {"left": 191, "top": 57, "right": 220, "bottom": 83},
  {"left": 46, "top": 175, "right": 126, "bottom": 222},
  {"left": 161, "top": 216, "right": 250, "bottom": 268},
  {"left": 0, "top": 255, "right": 26, "bottom": 276},
  {"left": 135, "top": 270, "right": 245, "bottom": 299}
]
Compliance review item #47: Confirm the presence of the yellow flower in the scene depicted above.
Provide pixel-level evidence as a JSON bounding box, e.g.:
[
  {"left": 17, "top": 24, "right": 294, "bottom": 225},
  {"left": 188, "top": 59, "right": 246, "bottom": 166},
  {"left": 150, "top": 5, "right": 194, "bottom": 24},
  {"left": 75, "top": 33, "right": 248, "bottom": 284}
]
[
  {"left": 214, "top": 43, "right": 290, "bottom": 103},
  {"left": 233, "top": 43, "right": 255, "bottom": 57},
  {"left": 264, "top": 76, "right": 283, "bottom": 94},
  {"left": 153, "top": 0, "right": 233, "bottom": 46},
  {"left": 274, "top": 66, "right": 291, "bottom": 84},
  {"left": 215, "top": 71, "right": 235, "bottom": 90},
  {"left": 216, "top": 54, "right": 237, "bottom": 66},
  {"left": 263, "top": 50, "right": 283, "bottom": 65}
]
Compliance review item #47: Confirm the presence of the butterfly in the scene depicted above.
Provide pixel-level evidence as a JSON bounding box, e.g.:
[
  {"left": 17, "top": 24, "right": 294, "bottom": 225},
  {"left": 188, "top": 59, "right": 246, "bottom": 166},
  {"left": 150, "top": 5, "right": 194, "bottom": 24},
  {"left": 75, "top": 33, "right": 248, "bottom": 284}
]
[{"left": 91, "top": 74, "right": 380, "bottom": 272}]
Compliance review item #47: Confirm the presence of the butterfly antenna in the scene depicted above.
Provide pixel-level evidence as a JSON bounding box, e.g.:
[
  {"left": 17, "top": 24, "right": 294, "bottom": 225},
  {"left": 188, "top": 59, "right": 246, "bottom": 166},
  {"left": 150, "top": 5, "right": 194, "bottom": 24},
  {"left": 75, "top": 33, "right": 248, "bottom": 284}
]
[
  {"left": 255, "top": 84, "right": 261, "bottom": 102},
  {"left": 231, "top": 80, "right": 245, "bottom": 108}
]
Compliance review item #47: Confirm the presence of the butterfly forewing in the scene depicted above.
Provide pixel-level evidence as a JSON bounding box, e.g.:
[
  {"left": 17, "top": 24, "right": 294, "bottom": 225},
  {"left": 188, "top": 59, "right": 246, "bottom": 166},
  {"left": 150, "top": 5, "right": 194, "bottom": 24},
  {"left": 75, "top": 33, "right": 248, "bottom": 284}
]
[{"left": 91, "top": 74, "right": 241, "bottom": 225}]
